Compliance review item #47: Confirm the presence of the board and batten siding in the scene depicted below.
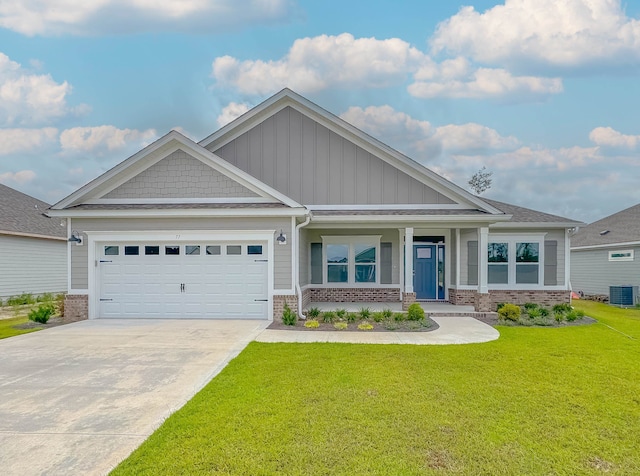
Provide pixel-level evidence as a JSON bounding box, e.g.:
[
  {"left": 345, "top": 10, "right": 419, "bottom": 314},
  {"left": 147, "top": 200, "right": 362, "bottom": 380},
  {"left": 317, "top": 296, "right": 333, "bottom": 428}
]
[
  {"left": 0, "top": 235, "right": 67, "bottom": 298},
  {"left": 70, "top": 217, "right": 292, "bottom": 290},
  {"left": 571, "top": 246, "right": 640, "bottom": 295},
  {"left": 210, "top": 106, "right": 455, "bottom": 206}
]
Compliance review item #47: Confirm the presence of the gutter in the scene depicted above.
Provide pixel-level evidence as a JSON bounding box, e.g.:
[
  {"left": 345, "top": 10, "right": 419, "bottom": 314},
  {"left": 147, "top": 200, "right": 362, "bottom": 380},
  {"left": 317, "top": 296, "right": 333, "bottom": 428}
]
[{"left": 294, "top": 212, "right": 312, "bottom": 320}]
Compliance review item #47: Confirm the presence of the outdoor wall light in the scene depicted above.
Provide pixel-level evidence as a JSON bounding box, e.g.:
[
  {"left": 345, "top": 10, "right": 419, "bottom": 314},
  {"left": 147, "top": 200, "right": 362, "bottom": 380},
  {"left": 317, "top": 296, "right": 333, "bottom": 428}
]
[
  {"left": 68, "top": 231, "right": 83, "bottom": 245},
  {"left": 276, "top": 230, "right": 287, "bottom": 245}
]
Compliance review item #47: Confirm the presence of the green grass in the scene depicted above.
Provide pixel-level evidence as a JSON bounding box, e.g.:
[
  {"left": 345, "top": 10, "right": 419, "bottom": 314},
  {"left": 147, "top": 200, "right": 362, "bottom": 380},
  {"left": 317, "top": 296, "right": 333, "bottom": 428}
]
[
  {"left": 0, "top": 316, "right": 42, "bottom": 339},
  {"left": 113, "top": 301, "right": 640, "bottom": 475}
]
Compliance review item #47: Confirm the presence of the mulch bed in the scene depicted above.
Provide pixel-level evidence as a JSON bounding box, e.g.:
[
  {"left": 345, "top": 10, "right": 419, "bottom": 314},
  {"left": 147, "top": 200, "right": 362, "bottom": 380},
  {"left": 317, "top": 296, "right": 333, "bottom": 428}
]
[
  {"left": 12, "top": 317, "right": 67, "bottom": 330},
  {"left": 472, "top": 314, "right": 597, "bottom": 327},
  {"left": 268, "top": 316, "right": 440, "bottom": 332}
]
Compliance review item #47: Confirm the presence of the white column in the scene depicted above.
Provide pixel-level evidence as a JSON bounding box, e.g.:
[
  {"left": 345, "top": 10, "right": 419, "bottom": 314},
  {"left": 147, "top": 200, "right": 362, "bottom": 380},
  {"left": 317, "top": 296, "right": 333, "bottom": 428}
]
[
  {"left": 405, "top": 227, "right": 414, "bottom": 293},
  {"left": 455, "top": 228, "right": 460, "bottom": 287},
  {"left": 565, "top": 228, "right": 571, "bottom": 289},
  {"left": 478, "top": 227, "right": 489, "bottom": 294},
  {"left": 398, "top": 228, "right": 405, "bottom": 291}
]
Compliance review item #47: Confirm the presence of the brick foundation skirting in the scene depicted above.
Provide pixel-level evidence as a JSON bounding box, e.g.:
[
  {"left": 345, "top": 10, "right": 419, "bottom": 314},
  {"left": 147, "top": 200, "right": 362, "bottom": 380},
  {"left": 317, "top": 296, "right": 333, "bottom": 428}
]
[
  {"left": 273, "top": 295, "right": 299, "bottom": 321},
  {"left": 448, "top": 288, "right": 571, "bottom": 311},
  {"left": 307, "top": 288, "right": 401, "bottom": 303},
  {"left": 402, "top": 292, "right": 416, "bottom": 311},
  {"left": 63, "top": 294, "right": 89, "bottom": 322}
]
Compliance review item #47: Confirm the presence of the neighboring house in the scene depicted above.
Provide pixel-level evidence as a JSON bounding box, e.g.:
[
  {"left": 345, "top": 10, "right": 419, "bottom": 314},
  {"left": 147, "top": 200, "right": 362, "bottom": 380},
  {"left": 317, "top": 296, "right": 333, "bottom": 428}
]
[
  {"left": 47, "top": 89, "right": 581, "bottom": 321},
  {"left": 571, "top": 204, "right": 640, "bottom": 297},
  {"left": 0, "top": 183, "right": 67, "bottom": 299}
]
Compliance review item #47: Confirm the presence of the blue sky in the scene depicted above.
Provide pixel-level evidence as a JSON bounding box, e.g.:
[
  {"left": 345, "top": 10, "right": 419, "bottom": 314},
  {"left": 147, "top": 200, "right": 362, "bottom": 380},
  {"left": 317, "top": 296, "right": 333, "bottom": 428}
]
[{"left": 1, "top": 0, "right": 640, "bottom": 222}]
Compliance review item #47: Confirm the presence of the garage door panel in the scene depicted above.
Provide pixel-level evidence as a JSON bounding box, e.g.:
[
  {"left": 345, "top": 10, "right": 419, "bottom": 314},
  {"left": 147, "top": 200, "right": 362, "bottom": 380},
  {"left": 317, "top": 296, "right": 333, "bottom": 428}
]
[{"left": 99, "top": 240, "right": 269, "bottom": 319}]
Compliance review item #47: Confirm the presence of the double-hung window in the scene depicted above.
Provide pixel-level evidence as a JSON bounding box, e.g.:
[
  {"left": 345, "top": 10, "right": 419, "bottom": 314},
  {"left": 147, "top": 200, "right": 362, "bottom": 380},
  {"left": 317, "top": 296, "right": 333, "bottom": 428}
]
[{"left": 313, "top": 236, "right": 381, "bottom": 285}]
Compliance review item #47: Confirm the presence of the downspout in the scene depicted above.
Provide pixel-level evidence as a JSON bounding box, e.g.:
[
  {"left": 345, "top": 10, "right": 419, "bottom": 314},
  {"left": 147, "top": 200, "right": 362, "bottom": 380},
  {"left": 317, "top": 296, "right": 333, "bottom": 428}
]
[{"left": 295, "top": 212, "right": 312, "bottom": 320}]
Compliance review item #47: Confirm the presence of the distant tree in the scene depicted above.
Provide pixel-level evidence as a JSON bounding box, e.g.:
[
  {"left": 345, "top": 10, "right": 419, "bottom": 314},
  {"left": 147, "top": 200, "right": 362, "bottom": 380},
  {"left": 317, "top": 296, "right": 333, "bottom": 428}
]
[{"left": 468, "top": 166, "right": 493, "bottom": 195}]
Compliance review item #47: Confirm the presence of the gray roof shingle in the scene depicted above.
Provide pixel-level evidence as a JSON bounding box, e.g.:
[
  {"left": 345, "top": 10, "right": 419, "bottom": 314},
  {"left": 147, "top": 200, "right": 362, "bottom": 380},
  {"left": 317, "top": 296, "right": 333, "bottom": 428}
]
[
  {"left": 571, "top": 203, "right": 640, "bottom": 247},
  {"left": 481, "top": 198, "right": 582, "bottom": 224},
  {"left": 0, "top": 184, "right": 66, "bottom": 238}
]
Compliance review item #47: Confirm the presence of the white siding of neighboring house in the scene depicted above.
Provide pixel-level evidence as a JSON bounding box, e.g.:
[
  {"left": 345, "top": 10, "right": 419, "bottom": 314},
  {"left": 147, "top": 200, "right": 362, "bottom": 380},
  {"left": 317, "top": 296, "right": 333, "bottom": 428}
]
[
  {"left": 0, "top": 235, "right": 67, "bottom": 299},
  {"left": 571, "top": 245, "right": 640, "bottom": 295}
]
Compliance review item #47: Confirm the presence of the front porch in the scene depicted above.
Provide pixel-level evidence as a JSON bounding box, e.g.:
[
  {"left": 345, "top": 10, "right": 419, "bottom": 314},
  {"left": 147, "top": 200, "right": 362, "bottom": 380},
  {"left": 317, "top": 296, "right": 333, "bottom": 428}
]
[{"left": 306, "top": 301, "right": 476, "bottom": 315}]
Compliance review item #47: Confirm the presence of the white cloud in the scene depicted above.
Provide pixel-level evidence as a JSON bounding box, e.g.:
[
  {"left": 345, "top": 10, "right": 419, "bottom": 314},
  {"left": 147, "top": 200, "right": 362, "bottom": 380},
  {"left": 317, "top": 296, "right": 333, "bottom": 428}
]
[
  {"left": 59, "top": 125, "right": 157, "bottom": 154},
  {"left": 431, "top": 0, "right": 640, "bottom": 69},
  {"left": 409, "top": 63, "right": 563, "bottom": 99},
  {"left": 216, "top": 102, "right": 250, "bottom": 128},
  {"left": 432, "top": 123, "right": 520, "bottom": 151},
  {"left": 0, "top": 169, "right": 36, "bottom": 184},
  {"left": 589, "top": 126, "right": 640, "bottom": 148},
  {"left": 212, "top": 33, "right": 426, "bottom": 95},
  {"left": 0, "top": 127, "right": 58, "bottom": 155},
  {"left": 0, "top": 52, "right": 78, "bottom": 126},
  {"left": 0, "top": 0, "right": 296, "bottom": 36}
]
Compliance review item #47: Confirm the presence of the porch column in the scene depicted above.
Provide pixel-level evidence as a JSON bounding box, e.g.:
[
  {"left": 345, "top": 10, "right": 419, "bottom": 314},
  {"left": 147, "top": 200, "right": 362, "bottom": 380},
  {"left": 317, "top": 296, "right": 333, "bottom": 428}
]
[
  {"left": 478, "top": 227, "right": 489, "bottom": 294},
  {"left": 404, "top": 227, "right": 414, "bottom": 293}
]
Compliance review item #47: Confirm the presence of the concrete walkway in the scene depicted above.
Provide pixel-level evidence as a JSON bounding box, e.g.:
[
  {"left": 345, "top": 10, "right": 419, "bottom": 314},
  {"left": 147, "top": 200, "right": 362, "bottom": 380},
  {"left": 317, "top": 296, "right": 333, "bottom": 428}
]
[
  {"left": 256, "top": 315, "right": 499, "bottom": 345},
  {"left": 0, "top": 319, "right": 267, "bottom": 476}
]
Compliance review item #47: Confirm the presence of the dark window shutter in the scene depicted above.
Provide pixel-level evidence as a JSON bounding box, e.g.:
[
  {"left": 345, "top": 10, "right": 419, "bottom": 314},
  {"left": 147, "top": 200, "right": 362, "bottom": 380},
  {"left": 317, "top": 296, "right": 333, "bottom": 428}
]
[
  {"left": 380, "top": 242, "right": 392, "bottom": 284},
  {"left": 310, "top": 243, "right": 323, "bottom": 284},
  {"left": 544, "top": 240, "right": 558, "bottom": 285},
  {"left": 468, "top": 240, "right": 478, "bottom": 286}
]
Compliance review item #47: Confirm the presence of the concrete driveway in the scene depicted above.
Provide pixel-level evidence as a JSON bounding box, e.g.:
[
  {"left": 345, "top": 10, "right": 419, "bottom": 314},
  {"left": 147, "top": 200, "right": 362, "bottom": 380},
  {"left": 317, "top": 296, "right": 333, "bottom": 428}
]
[{"left": 0, "top": 319, "right": 267, "bottom": 476}]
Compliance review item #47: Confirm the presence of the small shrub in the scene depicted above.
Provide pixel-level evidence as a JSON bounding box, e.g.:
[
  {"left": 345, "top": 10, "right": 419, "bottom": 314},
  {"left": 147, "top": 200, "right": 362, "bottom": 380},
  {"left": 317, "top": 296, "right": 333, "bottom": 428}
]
[
  {"left": 538, "top": 307, "right": 550, "bottom": 317},
  {"left": 346, "top": 312, "right": 358, "bottom": 323},
  {"left": 304, "top": 319, "right": 319, "bottom": 328},
  {"left": 322, "top": 311, "right": 335, "bottom": 323},
  {"left": 496, "top": 302, "right": 506, "bottom": 311},
  {"left": 359, "top": 307, "right": 371, "bottom": 320},
  {"left": 407, "top": 303, "right": 425, "bottom": 321},
  {"left": 566, "top": 310, "right": 579, "bottom": 322},
  {"left": 526, "top": 307, "right": 542, "bottom": 319},
  {"left": 534, "top": 317, "right": 554, "bottom": 326},
  {"left": 552, "top": 303, "right": 572, "bottom": 314},
  {"left": 358, "top": 322, "right": 374, "bottom": 331},
  {"left": 28, "top": 303, "right": 55, "bottom": 324},
  {"left": 383, "top": 321, "right": 399, "bottom": 330},
  {"left": 523, "top": 302, "right": 539, "bottom": 311},
  {"left": 37, "top": 292, "right": 55, "bottom": 303},
  {"left": 382, "top": 308, "right": 393, "bottom": 319},
  {"left": 281, "top": 303, "right": 297, "bottom": 326},
  {"left": 335, "top": 308, "right": 347, "bottom": 320},
  {"left": 575, "top": 309, "right": 586, "bottom": 318},
  {"left": 498, "top": 303, "right": 521, "bottom": 321},
  {"left": 306, "top": 307, "right": 321, "bottom": 319},
  {"left": 393, "top": 312, "right": 406, "bottom": 322},
  {"left": 554, "top": 312, "right": 564, "bottom": 323},
  {"left": 334, "top": 322, "right": 348, "bottom": 330},
  {"left": 372, "top": 312, "right": 385, "bottom": 323}
]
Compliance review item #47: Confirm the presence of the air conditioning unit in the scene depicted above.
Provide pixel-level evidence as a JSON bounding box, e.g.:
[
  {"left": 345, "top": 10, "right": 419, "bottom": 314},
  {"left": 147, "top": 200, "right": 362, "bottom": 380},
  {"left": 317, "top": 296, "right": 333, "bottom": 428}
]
[{"left": 609, "top": 285, "right": 639, "bottom": 307}]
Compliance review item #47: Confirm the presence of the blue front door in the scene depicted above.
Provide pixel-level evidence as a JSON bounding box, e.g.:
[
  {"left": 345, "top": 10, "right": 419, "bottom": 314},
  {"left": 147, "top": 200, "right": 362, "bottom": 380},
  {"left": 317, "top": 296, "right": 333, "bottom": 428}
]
[{"left": 414, "top": 245, "right": 437, "bottom": 300}]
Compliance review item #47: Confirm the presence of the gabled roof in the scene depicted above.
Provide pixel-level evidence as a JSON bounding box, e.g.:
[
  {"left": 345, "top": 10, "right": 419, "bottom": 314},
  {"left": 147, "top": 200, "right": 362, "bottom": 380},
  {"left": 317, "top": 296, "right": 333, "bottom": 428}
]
[
  {"left": 571, "top": 203, "right": 640, "bottom": 248},
  {"left": 200, "top": 88, "right": 505, "bottom": 215},
  {"left": 483, "top": 198, "right": 583, "bottom": 228},
  {"left": 0, "top": 183, "right": 65, "bottom": 239},
  {"left": 51, "top": 130, "right": 303, "bottom": 211}
]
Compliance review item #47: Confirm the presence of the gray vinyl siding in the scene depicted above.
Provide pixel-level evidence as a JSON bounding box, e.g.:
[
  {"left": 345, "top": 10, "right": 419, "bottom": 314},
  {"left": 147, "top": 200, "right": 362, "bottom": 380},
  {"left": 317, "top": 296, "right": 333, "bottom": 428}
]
[
  {"left": 571, "top": 246, "right": 640, "bottom": 295},
  {"left": 301, "top": 229, "right": 400, "bottom": 285},
  {"left": 70, "top": 217, "right": 292, "bottom": 290},
  {"left": 104, "top": 149, "right": 258, "bottom": 199},
  {"left": 0, "top": 235, "right": 67, "bottom": 298},
  {"left": 459, "top": 229, "right": 478, "bottom": 286},
  {"left": 211, "top": 106, "right": 456, "bottom": 206}
]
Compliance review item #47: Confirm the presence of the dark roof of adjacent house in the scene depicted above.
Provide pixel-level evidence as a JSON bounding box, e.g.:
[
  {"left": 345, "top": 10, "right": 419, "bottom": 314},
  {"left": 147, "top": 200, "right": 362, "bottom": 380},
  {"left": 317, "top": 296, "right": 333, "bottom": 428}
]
[
  {"left": 571, "top": 203, "right": 640, "bottom": 247},
  {"left": 482, "top": 198, "right": 582, "bottom": 224},
  {"left": 0, "top": 183, "right": 66, "bottom": 239}
]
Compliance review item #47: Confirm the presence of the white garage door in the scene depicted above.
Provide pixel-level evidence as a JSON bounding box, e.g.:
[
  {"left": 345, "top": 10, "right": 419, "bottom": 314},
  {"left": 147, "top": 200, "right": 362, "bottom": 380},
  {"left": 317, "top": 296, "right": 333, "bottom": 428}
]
[{"left": 98, "top": 241, "right": 269, "bottom": 319}]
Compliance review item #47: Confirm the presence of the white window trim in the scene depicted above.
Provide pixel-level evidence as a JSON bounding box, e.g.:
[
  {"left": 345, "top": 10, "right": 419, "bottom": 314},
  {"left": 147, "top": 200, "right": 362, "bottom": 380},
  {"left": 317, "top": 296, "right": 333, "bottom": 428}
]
[
  {"left": 320, "top": 235, "right": 382, "bottom": 286},
  {"left": 608, "top": 249, "right": 634, "bottom": 261},
  {"left": 487, "top": 233, "right": 546, "bottom": 289}
]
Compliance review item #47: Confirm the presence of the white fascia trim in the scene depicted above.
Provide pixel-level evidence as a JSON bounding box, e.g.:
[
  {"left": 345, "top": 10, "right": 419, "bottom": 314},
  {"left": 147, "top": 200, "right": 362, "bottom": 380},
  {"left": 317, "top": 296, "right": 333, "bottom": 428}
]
[
  {"left": 310, "top": 215, "right": 512, "bottom": 223},
  {"left": 69, "top": 289, "right": 89, "bottom": 295},
  {"left": 47, "top": 208, "right": 309, "bottom": 218},
  {"left": 199, "top": 90, "right": 503, "bottom": 215},
  {"left": 85, "top": 230, "right": 277, "bottom": 241},
  {"left": 491, "top": 222, "right": 581, "bottom": 229},
  {"left": 53, "top": 130, "right": 303, "bottom": 210},
  {"left": 0, "top": 229, "right": 67, "bottom": 241},
  {"left": 571, "top": 241, "right": 640, "bottom": 251},
  {"left": 86, "top": 197, "right": 277, "bottom": 205},
  {"left": 307, "top": 204, "right": 470, "bottom": 211}
]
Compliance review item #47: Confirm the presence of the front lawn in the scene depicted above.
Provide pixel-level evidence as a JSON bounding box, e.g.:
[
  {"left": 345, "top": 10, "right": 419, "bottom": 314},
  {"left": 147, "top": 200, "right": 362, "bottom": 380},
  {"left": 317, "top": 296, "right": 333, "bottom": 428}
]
[
  {"left": 0, "top": 316, "right": 42, "bottom": 339},
  {"left": 113, "top": 301, "right": 640, "bottom": 475}
]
